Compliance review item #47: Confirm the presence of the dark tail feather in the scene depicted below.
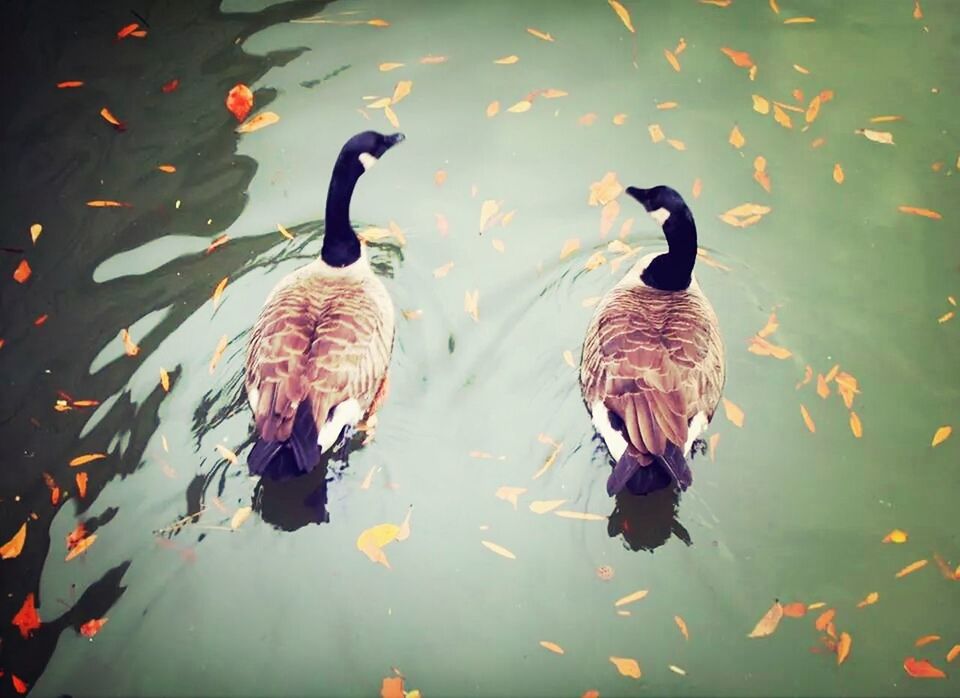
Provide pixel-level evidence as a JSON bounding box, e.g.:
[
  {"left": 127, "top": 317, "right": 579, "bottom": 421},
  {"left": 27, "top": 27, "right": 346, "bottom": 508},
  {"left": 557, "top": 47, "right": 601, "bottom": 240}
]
[
  {"left": 656, "top": 442, "right": 693, "bottom": 491},
  {"left": 607, "top": 451, "right": 642, "bottom": 496},
  {"left": 248, "top": 401, "right": 320, "bottom": 481},
  {"left": 608, "top": 443, "right": 692, "bottom": 496}
]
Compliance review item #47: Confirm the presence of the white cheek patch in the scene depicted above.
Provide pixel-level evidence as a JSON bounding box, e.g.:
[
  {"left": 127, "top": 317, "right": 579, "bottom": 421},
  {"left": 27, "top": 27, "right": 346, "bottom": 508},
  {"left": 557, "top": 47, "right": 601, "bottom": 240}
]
[
  {"left": 593, "top": 401, "right": 628, "bottom": 461},
  {"left": 684, "top": 411, "right": 708, "bottom": 457},
  {"left": 318, "top": 399, "right": 362, "bottom": 452},
  {"left": 650, "top": 207, "right": 671, "bottom": 225},
  {"left": 358, "top": 152, "right": 379, "bottom": 171}
]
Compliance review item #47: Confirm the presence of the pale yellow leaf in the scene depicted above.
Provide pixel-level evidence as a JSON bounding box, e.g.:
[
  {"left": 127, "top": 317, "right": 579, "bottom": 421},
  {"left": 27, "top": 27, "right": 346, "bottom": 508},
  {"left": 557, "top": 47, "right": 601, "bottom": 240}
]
[
  {"left": 494, "top": 55, "right": 519, "bottom": 64},
  {"left": 609, "top": 657, "right": 642, "bottom": 679},
  {"left": 614, "top": 589, "right": 649, "bottom": 607},
  {"left": 379, "top": 62, "right": 404, "bottom": 72},
  {"left": 481, "top": 540, "right": 516, "bottom": 559},
  {"left": 230, "top": 506, "right": 252, "bottom": 530},
  {"left": 529, "top": 499, "right": 566, "bottom": 514},
  {"left": 608, "top": 0, "right": 636, "bottom": 33},
  {"left": 464, "top": 289, "right": 480, "bottom": 322},
  {"left": 560, "top": 238, "right": 581, "bottom": 259}
]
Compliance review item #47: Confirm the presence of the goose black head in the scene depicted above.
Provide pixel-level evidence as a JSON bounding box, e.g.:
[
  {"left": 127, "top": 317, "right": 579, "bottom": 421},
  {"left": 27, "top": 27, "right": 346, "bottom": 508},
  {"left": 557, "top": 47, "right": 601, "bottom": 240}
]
[
  {"left": 337, "top": 130, "right": 406, "bottom": 177},
  {"left": 625, "top": 185, "right": 698, "bottom": 291}
]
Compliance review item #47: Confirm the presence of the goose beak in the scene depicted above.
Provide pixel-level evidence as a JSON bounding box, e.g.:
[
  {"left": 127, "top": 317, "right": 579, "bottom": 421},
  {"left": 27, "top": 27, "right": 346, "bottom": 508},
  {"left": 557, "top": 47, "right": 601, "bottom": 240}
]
[
  {"left": 626, "top": 186, "right": 648, "bottom": 204},
  {"left": 385, "top": 132, "right": 406, "bottom": 149}
]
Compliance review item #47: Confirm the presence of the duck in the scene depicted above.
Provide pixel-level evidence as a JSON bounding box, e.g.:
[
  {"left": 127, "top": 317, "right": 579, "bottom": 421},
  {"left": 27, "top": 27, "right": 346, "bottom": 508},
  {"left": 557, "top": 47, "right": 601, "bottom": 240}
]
[
  {"left": 580, "top": 185, "right": 725, "bottom": 496},
  {"left": 245, "top": 130, "right": 405, "bottom": 479}
]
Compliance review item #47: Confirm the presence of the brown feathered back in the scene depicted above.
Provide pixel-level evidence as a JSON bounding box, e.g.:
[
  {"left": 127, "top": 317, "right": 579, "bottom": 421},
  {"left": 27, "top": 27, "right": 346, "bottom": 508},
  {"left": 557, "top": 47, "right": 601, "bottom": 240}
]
[
  {"left": 581, "top": 280, "right": 724, "bottom": 462},
  {"left": 245, "top": 259, "right": 394, "bottom": 443}
]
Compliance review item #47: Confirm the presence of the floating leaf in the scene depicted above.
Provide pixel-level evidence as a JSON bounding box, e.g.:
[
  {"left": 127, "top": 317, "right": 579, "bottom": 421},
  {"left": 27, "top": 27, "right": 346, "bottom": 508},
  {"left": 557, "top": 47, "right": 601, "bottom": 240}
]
[
  {"left": 1, "top": 523, "right": 27, "bottom": 559},
  {"left": 212, "top": 277, "right": 228, "bottom": 309},
  {"left": 57, "top": 80, "right": 84, "bottom": 88},
  {"left": 80, "top": 617, "right": 108, "bottom": 638},
  {"left": 579, "top": 113, "right": 598, "bottom": 126},
  {"left": 588, "top": 172, "right": 623, "bottom": 206},
  {"left": 494, "top": 55, "right": 519, "bottom": 64},
  {"left": 541, "top": 88, "right": 569, "bottom": 99},
  {"left": 729, "top": 125, "right": 745, "bottom": 148},
  {"left": 13, "top": 260, "right": 31, "bottom": 284},
  {"left": 65, "top": 533, "right": 97, "bottom": 561},
  {"left": 898, "top": 206, "right": 942, "bottom": 220},
  {"left": 932, "top": 426, "right": 951, "bottom": 447},
  {"left": 608, "top": 0, "right": 636, "bottom": 32},
  {"left": 527, "top": 27, "right": 554, "bottom": 42},
  {"left": 495, "top": 486, "right": 527, "bottom": 510},
  {"left": 837, "top": 632, "right": 852, "bottom": 665},
  {"left": 481, "top": 540, "right": 516, "bottom": 559},
  {"left": 748, "top": 336, "right": 791, "bottom": 359},
  {"left": 720, "top": 203, "right": 771, "bottom": 228},
  {"left": 722, "top": 398, "right": 744, "bottom": 427},
  {"left": 692, "top": 178, "right": 702, "bottom": 199},
  {"left": 833, "top": 163, "right": 845, "bottom": 184},
  {"left": 896, "top": 559, "right": 929, "bottom": 578},
  {"left": 667, "top": 138, "right": 686, "bottom": 151},
  {"left": 554, "top": 510, "right": 606, "bottom": 521},
  {"left": 540, "top": 641, "right": 565, "bottom": 655},
  {"left": 614, "top": 589, "right": 649, "bottom": 607},
  {"left": 773, "top": 104, "right": 793, "bottom": 129},
  {"left": 849, "top": 411, "right": 863, "bottom": 438},
  {"left": 904, "top": 657, "right": 946, "bottom": 678},
  {"left": 560, "top": 238, "right": 581, "bottom": 259},
  {"left": 947, "top": 645, "right": 960, "bottom": 663},
  {"left": 814, "top": 608, "right": 835, "bottom": 631},
  {"left": 721, "top": 47, "right": 754, "bottom": 68},
  {"left": 161, "top": 78, "right": 179, "bottom": 93},
  {"left": 86, "top": 200, "right": 131, "bottom": 207},
  {"left": 391, "top": 80, "right": 413, "bottom": 105},
  {"left": 805, "top": 95, "right": 821, "bottom": 123},
  {"left": 433, "top": 261, "right": 454, "bottom": 278},
  {"left": 658, "top": 101, "right": 679, "bottom": 110},
  {"left": 419, "top": 54, "right": 446, "bottom": 64},
  {"left": 215, "top": 444, "right": 238, "bottom": 465},
  {"left": 100, "top": 107, "right": 126, "bottom": 131},
  {"left": 69, "top": 453, "right": 106, "bottom": 467},
  {"left": 856, "top": 128, "right": 895, "bottom": 145},
  {"left": 917, "top": 635, "right": 942, "bottom": 648},
  {"left": 209, "top": 334, "right": 228, "bottom": 374},
  {"left": 383, "top": 105, "right": 399, "bottom": 128},
  {"left": 486, "top": 100, "right": 500, "bottom": 118},
  {"left": 379, "top": 62, "right": 404, "bottom": 72},
  {"left": 648, "top": 124, "right": 665, "bottom": 143},
  {"left": 230, "top": 506, "right": 252, "bottom": 530},
  {"left": 748, "top": 601, "right": 783, "bottom": 638},
  {"left": 669, "top": 665, "right": 687, "bottom": 675},
  {"left": 29, "top": 223, "right": 42, "bottom": 243},
  {"left": 508, "top": 100, "right": 532, "bottom": 113},
  {"left": 480, "top": 199, "right": 500, "bottom": 231},
  {"left": 708, "top": 432, "right": 720, "bottom": 461},
  {"left": 464, "top": 290, "right": 480, "bottom": 322},
  {"left": 159, "top": 368, "right": 171, "bottom": 392},
  {"left": 226, "top": 84, "right": 253, "bottom": 122},
  {"left": 799, "top": 404, "right": 816, "bottom": 433},
  {"left": 612, "top": 113, "right": 628, "bottom": 126},
  {"left": 75, "top": 471, "right": 88, "bottom": 498},
  {"left": 236, "top": 111, "right": 280, "bottom": 133},
  {"left": 11, "top": 675, "right": 28, "bottom": 695},
  {"left": 116, "top": 22, "right": 139, "bottom": 39},
  {"left": 529, "top": 499, "right": 566, "bottom": 514},
  {"left": 752, "top": 94, "right": 770, "bottom": 114},
  {"left": 357, "top": 523, "right": 401, "bottom": 568},
  {"left": 784, "top": 16, "right": 816, "bottom": 23},
  {"left": 277, "top": 223, "right": 294, "bottom": 240},
  {"left": 675, "top": 615, "right": 689, "bottom": 640},
  {"left": 857, "top": 592, "right": 879, "bottom": 608},
  {"left": 664, "top": 48, "right": 680, "bottom": 71},
  {"left": 609, "top": 657, "right": 642, "bottom": 679}
]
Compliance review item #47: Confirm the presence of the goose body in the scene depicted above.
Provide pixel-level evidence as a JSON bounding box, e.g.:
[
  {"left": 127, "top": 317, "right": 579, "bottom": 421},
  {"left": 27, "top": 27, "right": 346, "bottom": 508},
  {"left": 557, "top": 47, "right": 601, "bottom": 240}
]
[
  {"left": 245, "top": 130, "right": 405, "bottom": 478},
  {"left": 580, "top": 185, "right": 725, "bottom": 496}
]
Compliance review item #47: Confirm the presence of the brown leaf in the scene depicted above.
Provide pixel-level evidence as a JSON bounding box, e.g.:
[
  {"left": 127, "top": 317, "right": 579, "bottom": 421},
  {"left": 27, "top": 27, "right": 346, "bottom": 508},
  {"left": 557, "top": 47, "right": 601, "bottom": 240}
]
[{"left": 748, "top": 601, "right": 784, "bottom": 638}]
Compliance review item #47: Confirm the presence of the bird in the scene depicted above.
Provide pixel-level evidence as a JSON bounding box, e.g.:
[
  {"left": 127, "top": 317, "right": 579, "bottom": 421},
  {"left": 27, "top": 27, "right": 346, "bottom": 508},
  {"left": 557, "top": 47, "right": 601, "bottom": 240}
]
[
  {"left": 580, "top": 184, "right": 725, "bottom": 496},
  {"left": 244, "top": 130, "right": 405, "bottom": 479}
]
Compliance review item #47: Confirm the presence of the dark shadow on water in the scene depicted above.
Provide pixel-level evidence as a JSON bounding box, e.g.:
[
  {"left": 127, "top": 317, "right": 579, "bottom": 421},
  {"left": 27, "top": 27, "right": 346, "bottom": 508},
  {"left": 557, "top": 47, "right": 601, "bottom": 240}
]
[{"left": 607, "top": 485, "right": 692, "bottom": 552}]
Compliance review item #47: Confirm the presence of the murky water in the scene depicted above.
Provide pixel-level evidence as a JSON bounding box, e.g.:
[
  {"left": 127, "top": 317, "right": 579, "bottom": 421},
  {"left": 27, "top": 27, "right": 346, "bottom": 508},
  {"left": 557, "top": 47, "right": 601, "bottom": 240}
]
[{"left": 2, "top": 1, "right": 959, "bottom": 696}]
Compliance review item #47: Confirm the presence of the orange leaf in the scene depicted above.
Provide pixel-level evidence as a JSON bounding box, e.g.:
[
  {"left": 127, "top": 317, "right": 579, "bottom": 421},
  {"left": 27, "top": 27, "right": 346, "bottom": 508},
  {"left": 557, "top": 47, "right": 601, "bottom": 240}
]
[
  {"left": 833, "top": 163, "right": 844, "bottom": 184},
  {"left": 932, "top": 426, "right": 951, "bottom": 447},
  {"left": 664, "top": 48, "right": 680, "bottom": 71},
  {"left": 69, "top": 453, "right": 106, "bottom": 467},
  {"left": 800, "top": 404, "right": 816, "bottom": 433},
  {"left": 226, "top": 84, "right": 253, "bottom": 122},
  {"left": 527, "top": 27, "right": 554, "bottom": 42},
  {"left": 579, "top": 113, "right": 598, "bottom": 126},
  {"left": 721, "top": 47, "right": 754, "bottom": 68},
  {"left": 65, "top": 533, "right": 97, "bottom": 561},
  {"left": 157, "top": 164, "right": 176, "bottom": 173},
  {"left": 729, "top": 125, "right": 745, "bottom": 148},
  {"left": 675, "top": 615, "right": 689, "bottom": 640},
  {"left": 608, "top": 0, "right": 636, "bottom": 32},
  {"left": 914, "top": 0, "right": 923, "bottom": 18},
  {"left": 11, "top": 675, "right": 28, "bottom": 695},
  {"left": 896, "top": 559, "right": 929, "bottom": 578},
  {"left": 86, "top": 200, "right": 131, "bottom": 207},
  {"left": 212, "top": 277, "right": 228, "bottom": 309},
  {"left": 116, "top": 23, "right": 139, "bottom": 39},
  {"left": 381, "top": 676, "right": 404, "bottom": 698},
  {"left": 609, "top": 656, "right": 642, "bottom": 678},
  {"left": 805, "top": 95, "right": 821, "bottom": 123},
  {"left": 837, "top": 632, "right": 852, "bottom": 665},
  {"left": 773, "top": 104, "right": 793, "bottom": 129},
  {"left": 748, "top": 336, "right": 791, "bottom": 359},
  {"left": 916, "top": 635, "right": 942, "bottom": 648},
  {"left": 898, "top": 206, "right": 942, "bottom": 220},
  {"left": 883, "top": 529, "right": 908, "bottom": 544},
  {"left": 722, "top": 398, "right": 744, "bottom": 427},
  {"left": 648, "top": 123, "right": 665, "bottom": 143},
  {"left": 784, "top": 16, "right": 816, "bottom": 23},
  {"left": 658, "top": 101, "right": 679, "bottom": 110},
  {"left": 13, "top": 259, "right": 31, "bottom": 284},
  {"left": 614, "top": 589, "right": 649, "bottom": 607},
  {"left": 481, "top": 540, "right": 516, "bottom": 559},
  {"left": 904, "top": 657, "right": 946, "bottom": 678},
  {"left": 540, "top": 640, "right": 565, "bottom": 655},
  {"left": 857, "top": 591, "right": 879, "bottom": 608},
  {"left": 582, "top": 692, "right": 600, "bottom": 698},
  {"left": 57, "top": 80, "right": 84, "bottom": 88},
  {"left": 486, "top": 100, "right": 500, "bottom": 118},
  {"left": 947, "top": 644, "right": 960, "bottom": 663},
  {"left": 815, "top": 608, "right": 835, "bottom": 631},
  {"left": 80, "top": 617, "right": 108, "bottom": 637},
  {"left": 121, "top": 328, "right": 140, "bottom": 356},
  {"left": 1, "top": 522, "right": 27, "bottom": 560},
  {"left": 209, "top": 335, "right": 228, "bottom": 374},
  {"left": 75, "top": 471, "right": 88, "bottom": 498},
  {"left": 100, "top": 107, "right": 126, "bottom": 131},
  {"left": 236, "top": 111, "right": 280, "bottom": 134},
  {"left": 161, "top": 78, "right": 180, "bottom": 93},
  {"left": 849, "top": 411, "right": 863, "bottom": 438},
  {"left": 748, "top": 601, "right": 783, "bottom": 638},
  {"left": 12, "top": 593, "right": 41, "bottom": 638},
  {"left": 692, "top": 177, "right": 702, "bottom": 199},
  {"left": 782, "top": 602, "right": 806, "bottom": 618}
]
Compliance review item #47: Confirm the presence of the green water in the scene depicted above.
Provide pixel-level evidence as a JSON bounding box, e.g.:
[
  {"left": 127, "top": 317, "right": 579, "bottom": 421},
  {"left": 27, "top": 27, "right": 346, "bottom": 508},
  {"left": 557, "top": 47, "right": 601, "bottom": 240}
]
[{"left": 2, "top": 1, "right": 958, "bottom": 696}]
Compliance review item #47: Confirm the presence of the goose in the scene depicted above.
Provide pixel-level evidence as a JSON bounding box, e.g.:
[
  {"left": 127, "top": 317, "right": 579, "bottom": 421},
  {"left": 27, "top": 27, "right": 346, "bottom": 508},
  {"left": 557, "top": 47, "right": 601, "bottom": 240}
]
[
  {"left": 245, "top": 130, "right": 405, "bottom": 479},
  {"left": 580, "top": 185, "right": 725, "bottom": 496}
]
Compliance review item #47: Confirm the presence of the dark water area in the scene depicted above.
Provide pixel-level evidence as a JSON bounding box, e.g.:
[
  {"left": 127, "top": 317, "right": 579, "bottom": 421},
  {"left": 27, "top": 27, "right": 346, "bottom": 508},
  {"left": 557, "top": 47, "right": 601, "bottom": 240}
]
[{"left": 1, "top": 0, "right": 959, "bottom": 696}]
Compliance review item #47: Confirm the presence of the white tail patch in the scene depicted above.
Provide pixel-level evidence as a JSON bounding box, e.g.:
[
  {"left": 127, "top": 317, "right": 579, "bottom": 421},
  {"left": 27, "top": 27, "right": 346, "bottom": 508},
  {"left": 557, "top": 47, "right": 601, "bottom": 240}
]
[
  {"left": 650, "top": 207, "right": 671, "bottom": 225},
  {"left": 318, "top": 399, "right": 362, "bottom": 452},
  {"left": 358, "top": 152, "right": 378, "bottom": 171},
  {"left": 684, "top": 411, "right": 708, "bottom": 456},
  {"left": 592, "top": 401, "right": 627, "bottom": 460}
]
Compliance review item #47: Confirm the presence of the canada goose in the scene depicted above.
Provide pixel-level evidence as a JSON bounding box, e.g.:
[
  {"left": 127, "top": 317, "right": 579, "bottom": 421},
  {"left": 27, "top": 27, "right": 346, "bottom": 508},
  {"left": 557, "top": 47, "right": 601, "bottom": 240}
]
[
  {"left": 245, "top": 130, "right": 405, "bottom": 479},
  {"left": 580, "top": 185, "right": 725, "bottom": 496}
]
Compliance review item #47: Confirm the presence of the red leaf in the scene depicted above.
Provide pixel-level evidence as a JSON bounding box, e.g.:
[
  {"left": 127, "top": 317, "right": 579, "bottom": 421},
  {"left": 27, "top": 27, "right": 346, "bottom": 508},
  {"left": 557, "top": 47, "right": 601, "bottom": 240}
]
[
  {"left": 80, "top": 617, "right": 108, "bottom": 638},
  {"left": 12, "top": 593, "right": 41, "bottom": 639},
  {"left": 66, "top": 522, "right": 87, "bottom": 551},
  {"left": 226, "top": 84, "right": 253, "bottom": 122},
  {"left": 13, "top": 260, "right": 31, "bottom": 284},
  {"left": 904, "top": 657, "right": 946, "bottom": 678},
  {"left": 116, "top": 23, "right": 139, "bottom": 39},
  {"left": 161, "top": 79, "right": 180, "bottom": 93},
  {"left": 12, "top": 675, "right": 28, "bottom": 695}
]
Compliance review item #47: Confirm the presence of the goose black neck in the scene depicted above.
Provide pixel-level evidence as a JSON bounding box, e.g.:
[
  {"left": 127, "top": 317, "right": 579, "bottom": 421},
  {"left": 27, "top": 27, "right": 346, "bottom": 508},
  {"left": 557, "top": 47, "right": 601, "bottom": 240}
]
[
  {"left": 641, "top": 214, "right": 698, "bottom": 291},
  {"left": 321, "top": 156, "right": 362, "bottom": 267}
]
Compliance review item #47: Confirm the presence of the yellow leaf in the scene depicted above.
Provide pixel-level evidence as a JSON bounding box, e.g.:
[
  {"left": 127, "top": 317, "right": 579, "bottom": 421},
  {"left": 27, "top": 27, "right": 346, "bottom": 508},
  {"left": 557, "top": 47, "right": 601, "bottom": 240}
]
[
  {"left": 805, "top": 95, "right": 821, "bottom": 123},
  {"left": 833, "top": 163, "right": 845, "bottom": 184},
  {"left": 588, "top": 172, "right": 623, "bottom": 206},
  {"left": 212, "top": 277, "right": 228, "bottom": 309},
  {"left": 367, "top": 18, "right": 389, "bottom": 27},
  {"left": 540, "top": 640, "right": 565, "bottom": 655},
  {"left": 529, "top": 499, "right": 566, "bottom": 514},
  {"left": 69, "top": 453, "right": 107, "bottom": 467},
  {"left": 883, "top": 529, "right": 908, "bottom": 543},
  {"left": 793, "top": 63, "right": 809, "bottom": 73},
  {"left": 554, "top": 510, "right": 606, "bottom": 521},
  {"left": 209, "top": 335, "right": 228, "bottom": 374},
  {"left": 357, "top": 523, "right": 401, "bottom": 567},
  {"left": 722, "top": 398, "right": 744, "bottom": 427},
  {"left": 584, "top": 251, "right": 607, "bottom": 271},
  {"left": 481, "top": 540, "right": 516, "bottom": 559},
  {"left": 391, "top": 80, "right": 413, "bottom": 105},
  {"left": 658, "top": 101, "right": 679, "bottom": 110},
  {"left": 464, "top": 290, "right": 480, "bottom": 322},
  {"left": 896, "top": 559, "right": 928, "bottom": 578},
  {"left": 494, "top": 55, "right": 519, "bottom": 64},
  {"left": 667, "top": 139, "right": 686, "bottom": 151},
  {"left": 614, "top": 589, "right": 649, "bottom": 607},
  {"left": 434, "top": 169, "right": 447, "bottom": 186},
  {"left": 433, "top": 261, "right": 454, "bottom": 278},
  {"left": 491, "top": 238, "right": 505, "bottom": 253},
  {"left": 939, "top": 311, "right": 955, "bottom": 324},
  {"left": 837, "top": 632, "right": 852, "bottom": 665},
  {"left": 609, "top": 657, "right": 642, "bottom": 679},
  {"left": 648, "top": 124, "right": 665, "bottom": 143},
  {"left": 870, "top": 115, "right": 904, "bottom": 123},
  {"left": 784, "top": 16, "right": 816, "bottom": 23},
  {"left": 748, "top": 601, "right": 784, "bottom": 638},
  {"left": 857, "top": 591, "right": 879, "bottom": 608},
  {"left": 540, "top": 88, "right": 569, "bottom": 99},
  {"left": 608, "top": 0, "right": 635, "bottom": 32},
  {"left": 236, "top": 111, "right": 280, "bottom": 134},
  {"left": 526, "top": 27, "right": 554, "bottom": 42},
  {"left": 932, "top": 426, "right": 951, "bottom": 447},
  {"left": 532, "top": 440, "right": 562, "bottom": 480},
  {"left": 367, "top": 97, "right": 392, "bottom": 109},
  {"left": 29, "top": 223, "right": 42, "bottom": 244},
  {"left": 692, "top": 177, "right": 702, "bottom": 199},
  {"left": 856, "top": 128, "right": 895, "bottom": 145},
  {"left": 277, "top": 223, "right": 294, "bottom": 239},
  {"left": 850, "top": 411, "right": 863, "bottom": 438},
  {"left": 0, "top": 523, "right": 27, "bottom": 559},
  {"left": 507, "top": 100, "right": 532, "bottom": 113},
  {"left": 479, "top": 199, "right": 500, "bottom": 232},
  {"left": 752, "top": 94, "right": 770, "bottom": 114},
  {"left": 65, "top": 533, "right": 97, "bottom": 561},
  {"left": 230, "top": 506, "right": 252, "bottom": 530},
  {"left": 159, "top": 368, "right": 170, "bottom": 392},
  {"left": 562, "top": 350, "right": 576, "bottom": 367},
  {"left": 486, "top": 100, "right": 500, "bottom": 118},
  {"left": 494, "top": 485, "right": 527, "bottom": 510},
  {"left": 121, "top": 329, "right": 140, "bottom": 356},
  {"left": 664, "top": 48, "right": 680, "bottom": 71},
  {"left": 612, "top": 113, "right": 628, "bottom": 125},
  {"left": 419, "top": 54, "right": 447, "bottom": 64},
  {"left": 675, "top": 615, "right": 689, "bottom": 640},
  {"left": 729, "top": 125, "right": 745, "bottom": 148},
  {"left": 560, "top": 238, "right": 581, "bottom": 259},
  {"left": 215, "top": 444, "right": 239, "bottom": 465},
  {"left": 379, "top": 62, "right": 404, "bottom": 72},
  {"left": 396, "top": 506, "right": 413, "bottom": 542},
  {"left": 898, "top": 206, "right": 942, "bottom": 220},
  {"left": 157, "top": 164, "right": 176, "bottom": 173},
  {"left": 384, "top": 105, "right": 399, "bottom": 128},
  {"left": 800, "top": 404, "right": 816, "bottom": 433},
  {"left": 773, "top": 104, "right": 793, "bottom": 129}
]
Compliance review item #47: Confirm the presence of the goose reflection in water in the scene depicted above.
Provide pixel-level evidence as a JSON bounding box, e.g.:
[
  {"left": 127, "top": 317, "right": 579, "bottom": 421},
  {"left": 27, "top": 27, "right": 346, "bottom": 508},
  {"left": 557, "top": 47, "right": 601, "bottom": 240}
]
[{"left": 607, "top": 486, "right": 692, "bottom": 552}]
